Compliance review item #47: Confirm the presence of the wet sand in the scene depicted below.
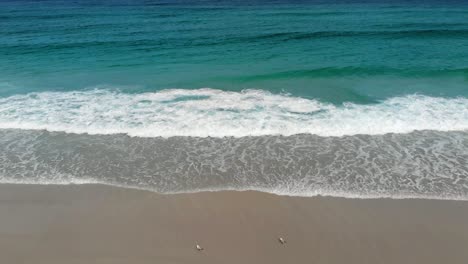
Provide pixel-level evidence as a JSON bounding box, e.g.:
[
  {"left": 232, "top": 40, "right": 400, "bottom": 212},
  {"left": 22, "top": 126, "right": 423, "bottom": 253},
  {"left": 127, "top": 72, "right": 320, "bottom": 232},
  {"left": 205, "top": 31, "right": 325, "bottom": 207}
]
[{"left": 1, "top": 184, "right": 468, "bottom": 264}]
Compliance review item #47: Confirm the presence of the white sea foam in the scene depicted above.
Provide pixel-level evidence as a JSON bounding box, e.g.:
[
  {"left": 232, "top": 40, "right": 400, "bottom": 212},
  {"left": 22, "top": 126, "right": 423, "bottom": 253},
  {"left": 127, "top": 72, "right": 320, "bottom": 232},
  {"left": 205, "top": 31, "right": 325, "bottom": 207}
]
[
  {"left": 0, "top": 88, "right": 467, "bottom": 137},
  {"left": 0, "top": 129, "right": 467, "bottom": 200}
]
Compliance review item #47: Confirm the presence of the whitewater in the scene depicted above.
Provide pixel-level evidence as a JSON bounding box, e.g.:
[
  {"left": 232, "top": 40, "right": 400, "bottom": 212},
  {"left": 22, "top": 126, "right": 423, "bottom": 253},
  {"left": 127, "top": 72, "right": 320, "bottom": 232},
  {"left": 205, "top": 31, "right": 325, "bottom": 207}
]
[
  {"left": 0, "top": 88, "right": 467, "bottom": 200},
  {"left": 2, "top": 0, "right": 468, "bottom": 200},
  {"left": 0, "top": 88, "right": 467, "bottom": 138},
  {"left": 0, "top": 129, "right": 467, "bottom": 200}
]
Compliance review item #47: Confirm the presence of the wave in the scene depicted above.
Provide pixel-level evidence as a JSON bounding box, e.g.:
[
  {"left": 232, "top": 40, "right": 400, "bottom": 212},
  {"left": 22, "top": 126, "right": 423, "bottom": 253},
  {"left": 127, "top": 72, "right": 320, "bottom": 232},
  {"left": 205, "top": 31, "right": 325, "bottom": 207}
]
[
  {"left": 228, "top": 67, "right": 468, "bottom": 80},
  {"left": 6, "top": 29, "right": 468, "bottom": 51},
  {"left": 251, "top": 29, "right": 468, "bottom": 42},
  {"left": 0, "top": 88, "right": 467, "bottom": 137}
]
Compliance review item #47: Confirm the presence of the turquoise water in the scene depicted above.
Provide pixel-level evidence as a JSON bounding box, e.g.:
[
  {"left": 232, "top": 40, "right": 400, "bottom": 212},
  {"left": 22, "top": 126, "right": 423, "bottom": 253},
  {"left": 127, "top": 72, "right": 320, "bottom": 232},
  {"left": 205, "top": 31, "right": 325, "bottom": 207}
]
[
  {"left": 1, "top": 0, "right": 468, "bottom": 198},
  {"left": 1, "top": 0, "right": 468, "bottom": 103}
]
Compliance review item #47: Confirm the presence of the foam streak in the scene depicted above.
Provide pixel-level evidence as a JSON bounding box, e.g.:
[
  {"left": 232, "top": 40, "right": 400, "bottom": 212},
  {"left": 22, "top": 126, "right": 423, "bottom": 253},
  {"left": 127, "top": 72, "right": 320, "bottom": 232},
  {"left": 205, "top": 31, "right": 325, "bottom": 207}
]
[{"left": 0, "top": 130, "right": 467, "bottom": 199}]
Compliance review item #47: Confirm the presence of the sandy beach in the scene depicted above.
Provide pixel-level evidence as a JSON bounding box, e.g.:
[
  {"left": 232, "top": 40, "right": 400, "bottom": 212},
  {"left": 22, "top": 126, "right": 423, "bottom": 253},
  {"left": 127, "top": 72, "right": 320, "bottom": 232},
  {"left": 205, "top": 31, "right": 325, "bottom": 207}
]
[{"left": 0, "top": 184, "right": 467, "bottom": 264}]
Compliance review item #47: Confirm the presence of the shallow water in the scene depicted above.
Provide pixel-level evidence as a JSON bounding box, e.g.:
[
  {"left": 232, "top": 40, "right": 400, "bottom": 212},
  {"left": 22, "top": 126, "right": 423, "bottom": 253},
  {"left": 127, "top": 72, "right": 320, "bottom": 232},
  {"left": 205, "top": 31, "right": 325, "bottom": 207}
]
[{"left": 1, "top": 129, "right": 467, "bottom": 199}]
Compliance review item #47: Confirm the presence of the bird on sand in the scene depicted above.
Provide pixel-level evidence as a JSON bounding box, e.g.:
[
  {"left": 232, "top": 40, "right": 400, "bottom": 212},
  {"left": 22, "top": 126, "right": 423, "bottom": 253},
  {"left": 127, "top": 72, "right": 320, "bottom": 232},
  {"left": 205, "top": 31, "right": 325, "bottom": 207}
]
[
  {"left": 278, "top": 237, "right": 286, "bottom": 244},
  {"left": 196, "top": 244, "right": 204, "bottom": 251}
]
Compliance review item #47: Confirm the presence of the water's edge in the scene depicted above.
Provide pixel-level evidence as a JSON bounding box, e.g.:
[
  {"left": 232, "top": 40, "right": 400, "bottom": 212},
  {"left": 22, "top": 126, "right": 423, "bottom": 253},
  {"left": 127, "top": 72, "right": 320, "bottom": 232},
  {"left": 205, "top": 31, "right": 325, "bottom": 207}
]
[{"left": 1, "top": 129, "right": 467, "bottom": 200}]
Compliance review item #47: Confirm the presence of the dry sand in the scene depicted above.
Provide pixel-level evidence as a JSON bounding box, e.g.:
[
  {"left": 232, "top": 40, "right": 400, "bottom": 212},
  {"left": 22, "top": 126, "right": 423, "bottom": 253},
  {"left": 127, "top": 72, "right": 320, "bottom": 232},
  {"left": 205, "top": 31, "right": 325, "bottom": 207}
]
[{"left": 1, "top": 184, "right": 468, "bottom": 264}]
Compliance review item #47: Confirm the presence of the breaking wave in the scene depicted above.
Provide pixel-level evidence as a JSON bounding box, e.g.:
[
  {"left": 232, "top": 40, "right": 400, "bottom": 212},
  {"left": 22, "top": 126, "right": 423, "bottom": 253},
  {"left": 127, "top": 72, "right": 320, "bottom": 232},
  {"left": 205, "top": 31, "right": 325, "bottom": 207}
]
[{"left": 0, "top": 88, "right": 466, "bottom": 137}]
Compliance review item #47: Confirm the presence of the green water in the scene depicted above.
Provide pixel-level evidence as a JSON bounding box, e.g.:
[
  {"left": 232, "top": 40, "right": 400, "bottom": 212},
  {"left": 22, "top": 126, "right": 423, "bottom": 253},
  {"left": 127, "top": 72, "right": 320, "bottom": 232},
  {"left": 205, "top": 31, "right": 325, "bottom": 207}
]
[{"left": 1, "top": 0, "right": 468, "bottom": 103}]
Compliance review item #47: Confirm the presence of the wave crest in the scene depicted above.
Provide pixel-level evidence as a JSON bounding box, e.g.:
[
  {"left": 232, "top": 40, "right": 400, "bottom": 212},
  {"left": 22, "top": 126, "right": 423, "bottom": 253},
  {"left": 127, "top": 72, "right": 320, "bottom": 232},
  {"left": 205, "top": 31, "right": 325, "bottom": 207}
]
[{"left": 0, "top": 88, "right": 467, "bottom": 137}]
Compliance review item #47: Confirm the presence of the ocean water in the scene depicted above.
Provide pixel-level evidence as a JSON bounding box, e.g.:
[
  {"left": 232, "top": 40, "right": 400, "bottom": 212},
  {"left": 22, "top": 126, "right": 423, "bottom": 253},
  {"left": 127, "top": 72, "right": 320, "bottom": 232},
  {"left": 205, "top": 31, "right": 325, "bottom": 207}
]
[{"left": 1, "top": 0, "right": 467, "bottom": 199}]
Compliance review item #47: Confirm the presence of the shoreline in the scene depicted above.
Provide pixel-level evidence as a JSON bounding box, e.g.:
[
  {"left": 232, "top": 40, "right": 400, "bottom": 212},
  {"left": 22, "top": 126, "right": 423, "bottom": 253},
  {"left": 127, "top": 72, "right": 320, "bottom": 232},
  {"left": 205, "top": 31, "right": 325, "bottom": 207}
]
[
  {"left": 0, "top": 181, "right": 468, "bottom": 202},
  {"left": 1, "top": 184, "right": 468, "bottom": 263},
  {"left": 2, "top": 182, "right": 467, "bottom": 201},
  {"left": 2, "top": 129, "right": 467, "bottom": 201}
]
